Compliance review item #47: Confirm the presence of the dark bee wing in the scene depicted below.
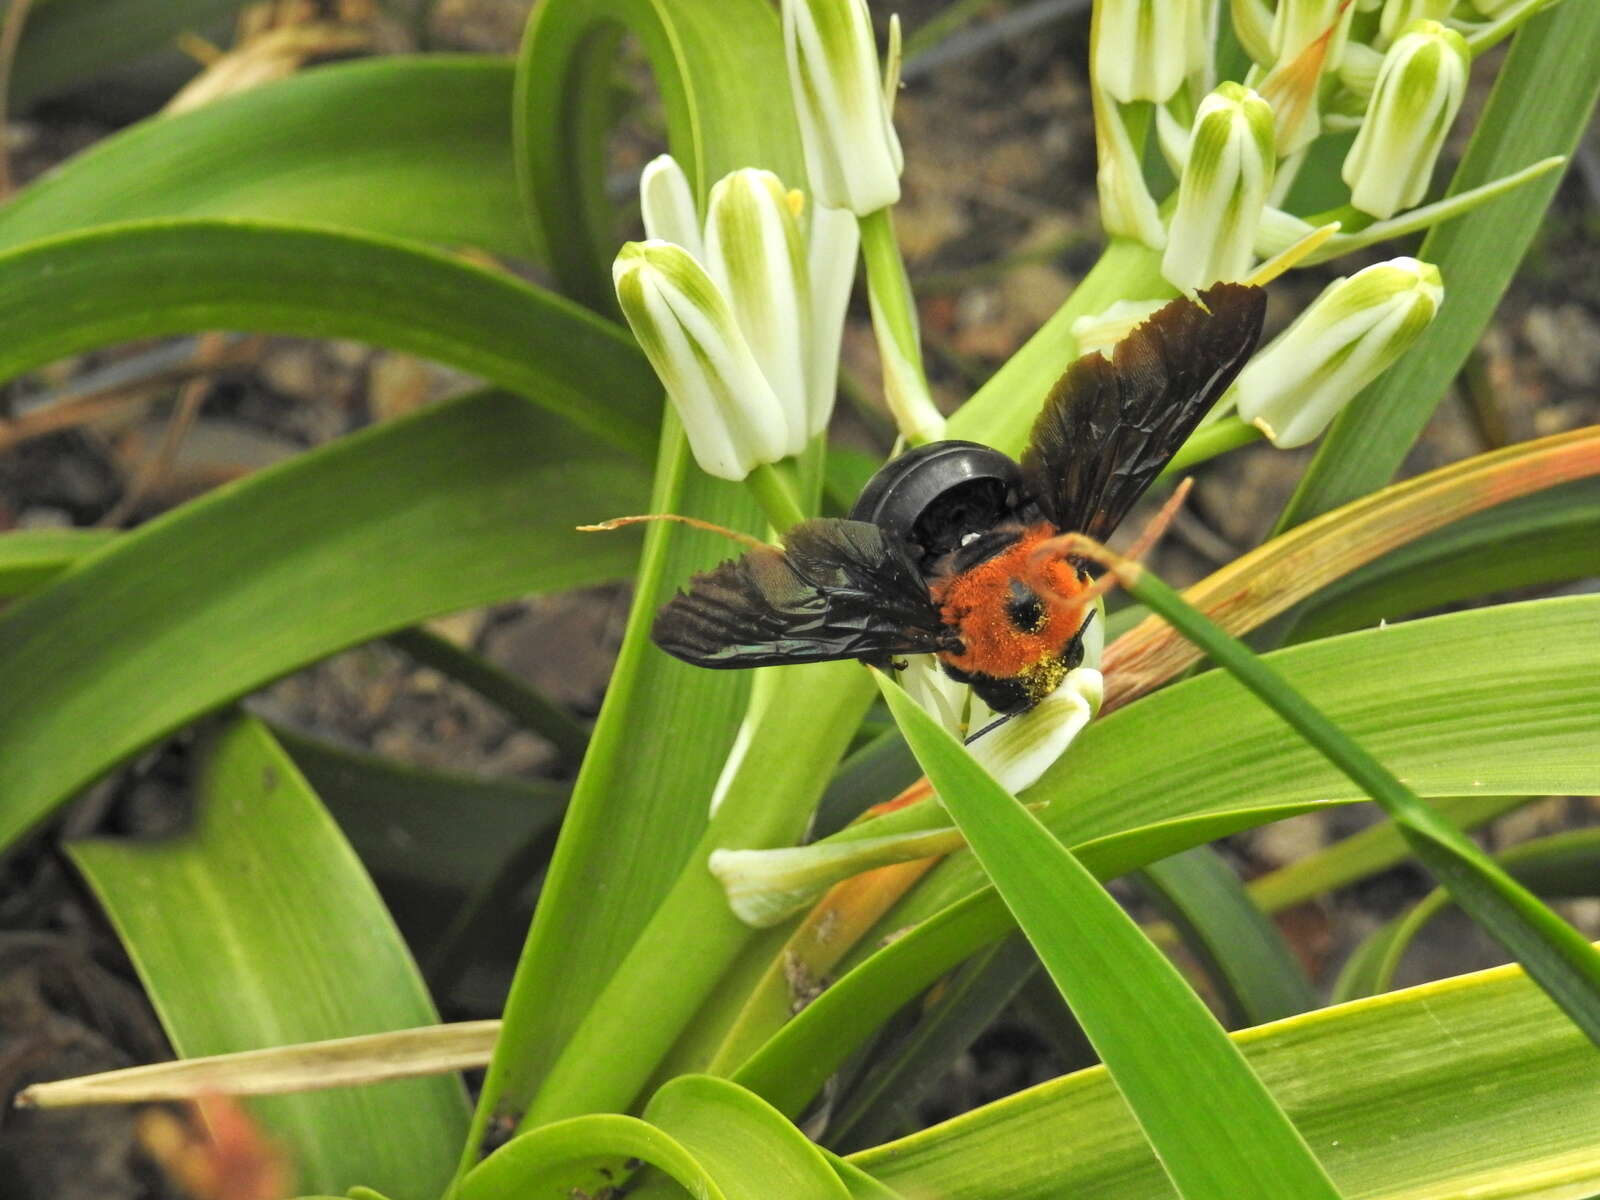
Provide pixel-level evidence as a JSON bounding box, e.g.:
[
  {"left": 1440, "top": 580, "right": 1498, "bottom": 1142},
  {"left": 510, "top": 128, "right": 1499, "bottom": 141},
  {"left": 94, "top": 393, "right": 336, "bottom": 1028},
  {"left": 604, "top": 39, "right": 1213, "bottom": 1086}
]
[
  {"left": 1021, "top": 281, "right": 1266, "bottom": 540},
  {"left": 652, "top": 518, "right": 956, "bottom": 668}
]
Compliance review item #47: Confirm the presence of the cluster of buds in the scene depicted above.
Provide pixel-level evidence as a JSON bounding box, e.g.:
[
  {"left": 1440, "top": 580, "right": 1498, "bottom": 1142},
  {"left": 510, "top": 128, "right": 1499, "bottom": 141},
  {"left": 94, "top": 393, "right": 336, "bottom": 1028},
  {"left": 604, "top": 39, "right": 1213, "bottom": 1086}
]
[
  {"left": 1087, "top": 0, "right": 1565, "bottom": 444},
  {"left": 1230, "top": 257, "right": 1444, "bottom": 445},
  {"left": 1095, "top": 0, "right": 1561, "bottom": 284},
  {"left": 615, "top": 0, "right": 931, "bottom": 481},
  {"left": 614, "top": 157, "right": 858, "bottom": 481}
]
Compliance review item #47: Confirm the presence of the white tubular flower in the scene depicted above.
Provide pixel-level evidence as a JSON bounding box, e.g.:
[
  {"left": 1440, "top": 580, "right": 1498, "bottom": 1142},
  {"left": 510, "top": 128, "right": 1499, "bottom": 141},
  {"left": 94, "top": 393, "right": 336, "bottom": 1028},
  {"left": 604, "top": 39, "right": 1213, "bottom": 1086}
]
[
  {"left": 1231, "top": 0, "right": 1276, "bottom": 65},
  {"left": 639, "top": 154, "right": 704, "bottom": 259},
  {"left": 1095, "top": 0, "right": 1202, "bottom": 104},
  {"left": 613, "top": 240, "right": 793, "bottom": 480},
  {"left": 969, "top": 668, "right": 1103, "bottom": 796},
  {"left": 804, "top": 202, "right": 860, "bottom": 437},
  {"left": 710, "top": 822, "right": 971, "bottom": 928},
  {"left": 903, "top": 598, "right": 1105, "bottom": 798},
  {"left": 705, "top": 169, "right": 812, "bottom": 459},
  {"left": 784, "top": 0, "right": 904, "bottom": 216},
  {"left": 1342, "top": 21, "right": 1471, "bottom": 220},
  {"left": 1270, "top": 0, "right": 1353, "bottom": 68},
  {"left": 1161, "top": 83, "right": 1276, "bottom": 292},
  {"left": 1071, "top": 298, "right": 1168, "bottom": 359},
  {"left": 1094, "top": 93, "right": 1168, "bottom": 249},
  {"left": 1233, "top": 257, "right": 1443, "bottom": 447}
]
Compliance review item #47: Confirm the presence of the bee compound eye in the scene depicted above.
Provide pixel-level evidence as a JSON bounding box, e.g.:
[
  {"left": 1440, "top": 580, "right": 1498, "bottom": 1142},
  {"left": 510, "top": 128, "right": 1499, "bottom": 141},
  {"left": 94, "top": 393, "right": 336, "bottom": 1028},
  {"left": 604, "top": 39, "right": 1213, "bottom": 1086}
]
[{"left": 849, "top": 440, "right": 1027, "bottom": 566}]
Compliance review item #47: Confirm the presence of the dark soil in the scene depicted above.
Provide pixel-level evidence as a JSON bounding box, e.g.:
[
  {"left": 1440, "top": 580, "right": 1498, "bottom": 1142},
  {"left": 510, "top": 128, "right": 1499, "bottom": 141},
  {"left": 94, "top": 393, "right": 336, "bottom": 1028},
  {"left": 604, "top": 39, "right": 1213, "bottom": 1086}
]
[{"left": 1, "top": 2, "right": 1596, "bottom": 1197}]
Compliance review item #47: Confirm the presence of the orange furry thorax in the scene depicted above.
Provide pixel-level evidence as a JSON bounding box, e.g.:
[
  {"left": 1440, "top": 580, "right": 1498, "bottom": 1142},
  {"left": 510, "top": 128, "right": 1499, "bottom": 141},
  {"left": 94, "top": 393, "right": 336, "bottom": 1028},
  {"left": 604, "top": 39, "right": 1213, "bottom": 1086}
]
[{"left": 929, "top": 522, "right": 1090, "bottom": 684}]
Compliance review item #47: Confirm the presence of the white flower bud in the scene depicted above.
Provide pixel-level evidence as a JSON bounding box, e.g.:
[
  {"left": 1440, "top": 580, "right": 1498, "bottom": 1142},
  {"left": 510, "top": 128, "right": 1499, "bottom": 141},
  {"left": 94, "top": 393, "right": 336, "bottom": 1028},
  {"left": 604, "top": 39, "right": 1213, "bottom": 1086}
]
[
  {"left": 613, "top": 240, "right": 794, "bottom": 480},
  {"left": 1271, "top": 0, "right": 1354, "bottom": 68},
  {"left": 783, "top": 0, "right": 904, "bottom": 215},
  {"left": 1071, "top": 299, "right": 1168, "bottom": 359},
  {"left": 1233, "top": 257, "right": 1444, "bottom": 447},
  {"left": 639, "top": 154, "right": 704, "bottom": 259},
  {"left": 1095, "top": 0, "right": 1204, "bottom": 104},
  {"left": 804, "top": 203, "right": 860, "bottom": 437},
  {"left": 704, "top": 170, "right": 812, "bottom": 459},
  {"left": 1162, "top": 83, "right": 1276, "bottom": 292},
  {"left": 1343, "top": 21, "right": 1471, "bottom": 219},
  {"left": 1094, "top": 93, "right": 1168, "bottom": 249}
]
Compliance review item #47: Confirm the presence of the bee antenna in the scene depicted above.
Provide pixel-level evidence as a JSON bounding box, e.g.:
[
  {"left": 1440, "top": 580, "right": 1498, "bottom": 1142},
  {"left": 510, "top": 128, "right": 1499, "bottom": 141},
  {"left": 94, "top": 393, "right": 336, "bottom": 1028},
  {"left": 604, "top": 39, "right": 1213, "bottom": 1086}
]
[
  {"left": 1028, "top": 478, "right": 1194, "bottom": 608},
  {"left": 964, "top": 710, "right": 1017, "bottom": 745},
  {"left": 577, "top": 513, "right": 770, "bottom": 551}
]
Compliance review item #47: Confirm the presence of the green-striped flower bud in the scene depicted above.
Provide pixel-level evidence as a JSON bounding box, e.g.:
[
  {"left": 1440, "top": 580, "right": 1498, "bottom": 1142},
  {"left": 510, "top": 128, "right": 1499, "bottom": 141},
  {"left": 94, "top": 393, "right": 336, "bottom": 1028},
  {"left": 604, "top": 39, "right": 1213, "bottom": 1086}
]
[
  {"left": 1161, "top": 83, "right": 1276, "bottom": 292},
  {"left": 783, "top": 0, "right": 904, "bottom": 215},
  {"left": 1377, "top": 0, "right": 1453, "bottom": 47},
  {"left": 704, "top": 169, "right": 812, "bottom": 458},
  {"left": 1233, "top": 257, "right": 1443, "bottom": 447},
  {"left": 614, "top": 240, "right": 795, "bottom": 481},
  {"left": 1094, "top": 0, "right": 1203, "bottom": 104},
  {"left": 1342, "top": 21, "right": 1470, "bottom": 219}
]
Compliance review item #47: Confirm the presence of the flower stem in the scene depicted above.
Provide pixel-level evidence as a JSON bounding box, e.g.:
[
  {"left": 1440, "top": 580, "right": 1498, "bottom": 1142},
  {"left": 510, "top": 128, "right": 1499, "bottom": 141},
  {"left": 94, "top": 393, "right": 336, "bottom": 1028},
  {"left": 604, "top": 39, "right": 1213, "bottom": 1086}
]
[
  {"left": 859, "top": 206, "right": 945, "bottom": 444},
  {"left": 1159, "top": 416, "right": 1263, "bottom": 479},
  {"left": 746, "top": 462, "right": 808, "bottom": 532}
]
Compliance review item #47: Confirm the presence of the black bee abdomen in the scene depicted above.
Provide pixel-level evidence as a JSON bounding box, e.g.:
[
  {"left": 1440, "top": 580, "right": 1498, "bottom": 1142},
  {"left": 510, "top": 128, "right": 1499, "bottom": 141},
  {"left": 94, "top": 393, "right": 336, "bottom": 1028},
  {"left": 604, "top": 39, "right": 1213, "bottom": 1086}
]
[
  {"left": 850, "top": 440, "right": 1026, "bottom": 568},
  {"left": 1004, "top": 581, "right": 1046, "bottom": 633}
]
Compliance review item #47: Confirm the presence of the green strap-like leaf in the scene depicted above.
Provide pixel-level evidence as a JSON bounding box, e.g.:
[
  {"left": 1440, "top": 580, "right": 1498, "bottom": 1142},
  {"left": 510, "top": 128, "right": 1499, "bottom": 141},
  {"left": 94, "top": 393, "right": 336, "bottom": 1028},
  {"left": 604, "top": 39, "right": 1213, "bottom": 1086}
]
[
  {"left": 875, "top": 674, "right": 1342, "bottom": 1200},
  {"left": 1293, "top": 477, "right": 1600, "bottom": 642},
  {"left": 1337, "top": 827, "right": 1600, "bottom": 1001},
  {"left": 68, "top": 716, "right": 464, "bottom": 1200},
  {"left": 459, "top": 1114, "right": 726, "bottom": 1200},
  {"left": 1276, "top": 1, "right": 1600, "bottom": 528},
  {"left": 516, "top": 0, "right": 807, "bottom": 310},
  {"left": 0, "top": 528, "right": 115, "bottom": 597},
  {"left": 880, "top": 596, "right": 1600, "bottom": 934},
  {"left": 1109, "top": 562, "right": 1600, "bottom": 1048},
  {"left": 732, "top": 599, "right": 1600, "bottom": 1117},
  {"left": 273, "top": 724, "right": 566, "bottom": 919},
  {"left": 0, "top": 390, "right": 645, "bottom": 853},
  {"left": 462, "top": 0, "right": 808, "bottom": 1169},
  {"left": 849, "top": 946, "right": 1600, "bottom": 1200},
  {"left": 0, "top": 219, "right": 658, "bottom": 458},
  {"left": 644, "top": 1075, "right": 851, "bottom": 1199},
  {"left": 1133, "top": 846, "right": 1317, "bottom": 1026},
  {"left": 0, "top": 57, "right": 537, "bottom": 260},
  {"left": 12, "top": 0, "right": 240, "bottom": 107}
]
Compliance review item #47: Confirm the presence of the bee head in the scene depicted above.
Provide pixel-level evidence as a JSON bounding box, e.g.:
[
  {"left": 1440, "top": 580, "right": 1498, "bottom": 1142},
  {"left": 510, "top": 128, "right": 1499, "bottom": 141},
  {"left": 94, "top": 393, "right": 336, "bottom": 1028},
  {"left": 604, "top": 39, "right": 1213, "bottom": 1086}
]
[{"left": 850, "top": 440, "right": 1027, "bottom": 569}]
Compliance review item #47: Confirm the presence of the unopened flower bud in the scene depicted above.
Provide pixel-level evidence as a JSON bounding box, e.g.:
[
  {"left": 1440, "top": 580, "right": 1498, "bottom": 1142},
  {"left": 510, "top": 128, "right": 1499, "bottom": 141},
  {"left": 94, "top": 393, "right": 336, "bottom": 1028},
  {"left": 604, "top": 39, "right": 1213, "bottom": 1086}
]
[
  {"left": 1095, "top": 0, "right": 1203, "bottom": 104},
  {"left": 1233, "top": 257, "right": 1443, "bottom": 447},
  {"left": 1271, "top": 0, "right": 1353, "bottom": 68},
  {"left": 614, "top": 240, "right": 794, "bottom": 480},
  {"left": 704, "top": 170, "right": 812, "bottom": 458},
  {"left": 1343, "top": 21, "right": 1470, "bottom": 219},
  {"left": 1093, "top": 93, "right": 1168, "bottom": 249},
  {"left": 804, "top": 203, "right": 860, "bottom": 437},
  {"left": 783, "top": 0, "right": 904, "bottom": 215},
  {"left": 1377, "top": 0, "right": 1453, "bottom": 47},
  {"left": 1162, "top": 83, "right": 1276, "bottom": 292},
  {"left": 639, "top": 154, "right": 704, "bottom": 259}
]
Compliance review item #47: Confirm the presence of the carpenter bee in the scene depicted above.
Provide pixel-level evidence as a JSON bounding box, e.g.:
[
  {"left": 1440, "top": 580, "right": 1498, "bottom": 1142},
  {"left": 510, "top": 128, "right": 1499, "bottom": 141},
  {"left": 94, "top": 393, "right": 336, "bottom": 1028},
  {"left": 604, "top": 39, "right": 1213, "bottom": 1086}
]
[{"left": 651, "top": 282, "right": 1267, "bottom": 717}]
